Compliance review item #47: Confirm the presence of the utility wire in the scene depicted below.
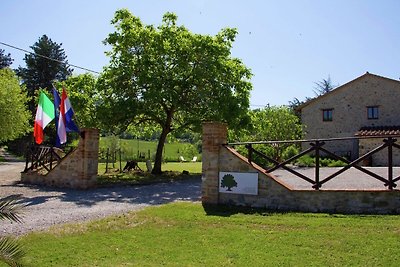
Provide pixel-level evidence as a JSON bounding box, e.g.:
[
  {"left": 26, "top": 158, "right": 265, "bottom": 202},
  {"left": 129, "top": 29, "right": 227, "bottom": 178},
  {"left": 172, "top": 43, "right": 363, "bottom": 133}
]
[
  {"left": 1, "top": 41, "right": 274, "bottom": 107},
  {"left": 0, "top": 41, "right": 100, "bottom": 74}
]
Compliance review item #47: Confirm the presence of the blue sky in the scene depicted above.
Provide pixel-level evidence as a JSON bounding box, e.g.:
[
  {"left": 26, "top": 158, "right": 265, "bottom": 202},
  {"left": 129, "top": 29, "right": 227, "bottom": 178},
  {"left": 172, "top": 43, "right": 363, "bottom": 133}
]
[{"left": 1, "top": 0, "right": 400, "bottom": 106}]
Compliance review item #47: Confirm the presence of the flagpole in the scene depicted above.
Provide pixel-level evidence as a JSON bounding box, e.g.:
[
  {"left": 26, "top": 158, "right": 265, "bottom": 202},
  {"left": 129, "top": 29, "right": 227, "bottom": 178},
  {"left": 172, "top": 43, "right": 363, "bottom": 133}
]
[{"left": 52, "top": 84, "right": 61, "bottom": 148}]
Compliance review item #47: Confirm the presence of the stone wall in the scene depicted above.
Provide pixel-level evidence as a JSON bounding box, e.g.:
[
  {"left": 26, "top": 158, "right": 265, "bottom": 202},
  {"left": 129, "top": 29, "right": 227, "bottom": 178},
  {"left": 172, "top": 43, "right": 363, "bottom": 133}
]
[
  {"left": 21, "top": 128, "right": 99, "bottom": 189},
  {"left": 202, "top": 122, "right": 400, "bottom": 214}
]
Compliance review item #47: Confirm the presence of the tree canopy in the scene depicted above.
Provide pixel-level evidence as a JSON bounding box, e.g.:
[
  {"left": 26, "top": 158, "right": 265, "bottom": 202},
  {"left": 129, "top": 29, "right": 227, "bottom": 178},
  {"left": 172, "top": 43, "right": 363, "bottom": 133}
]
[
  {"left": 230, "top": 106, "right": 303, "bottom": 162},
  {"left": 61, "top": 73, "right": 100, "bottom": 128},
  {"left": 313, "top": 75, "right": 336, "bottom": 96},
  {"left": 0, "top": 49, "right": 13, "bottom": 69},
  {"left": 101, "top": 9, "right": 252, "bottom": 173},
  {"left": 0, "top": 68, "right": 30, "bottom": 143},
  {"left": 16, "top": 35, "right": 73, "bottom": 116}
]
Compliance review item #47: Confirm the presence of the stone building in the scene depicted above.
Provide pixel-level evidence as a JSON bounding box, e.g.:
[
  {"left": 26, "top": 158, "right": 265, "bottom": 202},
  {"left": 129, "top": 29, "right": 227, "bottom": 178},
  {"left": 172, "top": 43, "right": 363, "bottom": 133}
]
[{"left": 297, "top": 72, "right": 400, "bottom": 165}]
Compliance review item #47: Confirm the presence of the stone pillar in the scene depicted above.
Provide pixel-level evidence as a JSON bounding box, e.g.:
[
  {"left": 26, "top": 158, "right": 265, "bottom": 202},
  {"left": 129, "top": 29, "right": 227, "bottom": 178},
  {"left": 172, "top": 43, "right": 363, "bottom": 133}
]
[
  {"left": 202, "top": 122, "right": 227, "bottom": 204},
  {"left": 21, "top": 128, "right": 100, "bottom": 189},
  {"left": 80, "top": 128, "right": 99, "bottom": 187}
]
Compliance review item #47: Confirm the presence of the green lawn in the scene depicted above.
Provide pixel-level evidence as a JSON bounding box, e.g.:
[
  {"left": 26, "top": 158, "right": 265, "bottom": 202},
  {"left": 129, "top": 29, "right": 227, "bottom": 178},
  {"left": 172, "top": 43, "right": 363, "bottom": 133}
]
[
  {"left": 97, "top": 162, "right": 202, "bottom": 186},
  {"left": 99, "top": 138, "right": 200, "bottom": 162},
  {"left": 98, "top": 161, "right": 202, "bottom": 174},
  {"left": 13, "top": 202, "right": 400, "bottom": 266}
]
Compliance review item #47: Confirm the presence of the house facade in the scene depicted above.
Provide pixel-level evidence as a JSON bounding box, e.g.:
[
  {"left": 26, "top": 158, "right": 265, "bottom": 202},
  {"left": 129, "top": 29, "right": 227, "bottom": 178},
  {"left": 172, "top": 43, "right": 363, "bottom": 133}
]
[{"left": 298, "top": 72, "right": 400, "bottom": 165}]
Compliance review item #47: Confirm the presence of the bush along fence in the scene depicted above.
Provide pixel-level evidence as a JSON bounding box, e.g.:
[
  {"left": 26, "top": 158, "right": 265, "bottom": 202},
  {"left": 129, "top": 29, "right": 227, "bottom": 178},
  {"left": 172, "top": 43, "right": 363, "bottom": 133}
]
[{"left": 201, "top": 122, "right": 400, "bottom": 214}]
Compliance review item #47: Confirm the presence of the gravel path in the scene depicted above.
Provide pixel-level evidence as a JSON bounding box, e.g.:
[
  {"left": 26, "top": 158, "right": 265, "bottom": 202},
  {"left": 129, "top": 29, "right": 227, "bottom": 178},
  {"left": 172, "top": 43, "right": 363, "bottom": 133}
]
[{"left": 0, "top": 159, "right": 201, "bottom": 236}]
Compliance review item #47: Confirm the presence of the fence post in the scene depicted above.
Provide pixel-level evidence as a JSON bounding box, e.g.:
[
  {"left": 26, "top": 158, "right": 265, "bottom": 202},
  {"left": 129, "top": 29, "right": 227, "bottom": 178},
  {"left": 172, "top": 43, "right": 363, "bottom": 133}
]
[
  {"left": 119, "top": 149, "right": 122, "bottom": 173},
  {"left": 106, "top": 148, "right": 109, "bottom": 173},
  {"left": 33, "top": 146, "right": 37, "bottom": 170},
  {"left": 50, "top": 147, "right": 53, "bottom": 170},
  {"left": 245, "top": 144, "right": 253, "bottom": 163},
  {"left": 387, "top": 137, "right": 394, "bottom": 190},
  {"left": 315, "top": 141, "right": 320, "bottom": 190},
  {"left": 111, "top": 150, "right": 114, "bottom": 169},
  {"left": 24, "top": 145, "right": 30, "bottom": 172}
]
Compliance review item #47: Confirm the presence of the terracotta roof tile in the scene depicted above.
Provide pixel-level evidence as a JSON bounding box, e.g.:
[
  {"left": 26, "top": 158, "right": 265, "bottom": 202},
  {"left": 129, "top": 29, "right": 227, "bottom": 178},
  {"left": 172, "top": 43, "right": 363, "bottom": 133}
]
[{"left": 355, "top": 126, "right": 400, "bottom": 136}]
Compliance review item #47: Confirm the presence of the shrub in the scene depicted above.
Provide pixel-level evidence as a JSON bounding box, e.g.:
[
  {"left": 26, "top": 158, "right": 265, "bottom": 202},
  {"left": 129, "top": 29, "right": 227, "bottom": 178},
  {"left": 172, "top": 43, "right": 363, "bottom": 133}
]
[
  {"left": 282, "top": 145, "right": 300, "bottom": 161},
  {"left": 296, "top": 155, "right": 315, "bottom": 167},
  {"left": 296, "top": 155, "right": 346, "bottom": 167}
]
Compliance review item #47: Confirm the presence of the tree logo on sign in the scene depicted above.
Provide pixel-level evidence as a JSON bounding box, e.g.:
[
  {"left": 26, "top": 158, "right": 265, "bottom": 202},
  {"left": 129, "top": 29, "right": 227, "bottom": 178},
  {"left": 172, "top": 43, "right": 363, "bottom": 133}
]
[{"left": 220, "top": 174, "right": 238, "bottom": 191}]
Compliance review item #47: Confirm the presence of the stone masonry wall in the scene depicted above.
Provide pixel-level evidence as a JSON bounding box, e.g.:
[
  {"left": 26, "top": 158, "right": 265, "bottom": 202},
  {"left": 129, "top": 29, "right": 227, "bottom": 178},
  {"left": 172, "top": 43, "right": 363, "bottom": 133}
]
[
  {"left": 202, "top": 122, "right": 227, "bottom": 204},
  {"left": 21, "top": 128, "right": 99, "bottom": 189},
  {"left": 203, "top": 122, "right": 400, "bottom": 214}
]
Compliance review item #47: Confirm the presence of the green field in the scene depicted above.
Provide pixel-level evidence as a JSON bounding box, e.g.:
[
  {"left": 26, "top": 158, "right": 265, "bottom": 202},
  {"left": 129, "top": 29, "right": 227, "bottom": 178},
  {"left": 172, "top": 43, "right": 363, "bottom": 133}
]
[
  {"left": 99, "top": 137, "right": 200, "bottom": 162},
  {"left": 97, "top": 161, "right": 202, "bottom": 186},
  {"left": 15, "top": 202, "right": 400, "bottom": 266},
  {"left": 98, "top": 161, "right": 201, "bottom": 174}
]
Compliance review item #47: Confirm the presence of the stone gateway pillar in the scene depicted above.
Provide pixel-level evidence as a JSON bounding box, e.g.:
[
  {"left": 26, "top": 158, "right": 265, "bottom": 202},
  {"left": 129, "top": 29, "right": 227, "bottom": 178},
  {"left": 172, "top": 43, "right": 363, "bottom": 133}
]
[
  {"left": 201, "top": 122, "right": 227, "bottom": 204},
  {"left": 79, "top": 128, "right": 100, "bottom": 187},
  {"left": 21, "top": 128, "right": 99, "bottom": 189}
]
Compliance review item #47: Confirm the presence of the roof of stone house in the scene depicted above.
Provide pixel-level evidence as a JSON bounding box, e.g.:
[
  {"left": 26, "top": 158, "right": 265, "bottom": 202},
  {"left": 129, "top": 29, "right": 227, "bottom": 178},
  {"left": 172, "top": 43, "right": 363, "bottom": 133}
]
[
  {"left": 355, "top": 126, "right": 400, "bottom": 137},
  {"left": 296, "top": 72, "right": 400, "bottom": 111}
]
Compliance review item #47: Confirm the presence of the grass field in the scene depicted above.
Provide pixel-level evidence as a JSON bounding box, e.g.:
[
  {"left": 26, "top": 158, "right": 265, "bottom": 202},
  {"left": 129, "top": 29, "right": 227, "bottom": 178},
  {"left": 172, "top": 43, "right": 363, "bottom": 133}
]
[
  {"left": 15, "top": 202, "right": 400, "bottom": 266},
  {"left": 98, "top": 161, "right": 202, "bottom": 174},
  {"left": 99, "top": 138, "right": 200, "bottom": 162},
  {"left": 97, "top": 162, "right": 202, "bottom": 186}
]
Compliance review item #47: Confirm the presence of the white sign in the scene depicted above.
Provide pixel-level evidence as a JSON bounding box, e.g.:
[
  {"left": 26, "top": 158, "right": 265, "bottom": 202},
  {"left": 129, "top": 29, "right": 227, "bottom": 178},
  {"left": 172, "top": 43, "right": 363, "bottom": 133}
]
[{"left": 219, "top": 172, "right": 258, "bottom": 195}]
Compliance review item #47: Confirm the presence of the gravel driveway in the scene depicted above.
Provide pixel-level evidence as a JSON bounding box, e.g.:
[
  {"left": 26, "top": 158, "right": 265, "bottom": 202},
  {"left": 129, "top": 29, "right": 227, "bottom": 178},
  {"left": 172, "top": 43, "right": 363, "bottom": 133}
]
[{"left": 0, "top": 161, "right": 201, "bottom": 236}]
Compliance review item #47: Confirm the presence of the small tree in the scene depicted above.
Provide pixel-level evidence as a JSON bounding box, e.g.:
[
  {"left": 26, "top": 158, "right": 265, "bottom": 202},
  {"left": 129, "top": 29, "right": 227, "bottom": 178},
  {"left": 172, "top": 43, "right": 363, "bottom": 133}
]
[{"left": 180, "top": 143, "right": 198, "bottom": 160}]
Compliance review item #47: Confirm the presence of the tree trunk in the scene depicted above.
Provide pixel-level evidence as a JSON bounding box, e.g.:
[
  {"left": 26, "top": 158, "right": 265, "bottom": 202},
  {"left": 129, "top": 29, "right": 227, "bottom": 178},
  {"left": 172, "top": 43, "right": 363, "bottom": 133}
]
[
  {"left": 152, "top": 126, "right": 170, "bottom": 174},
  {"left": 152, "top": 110, "right": 173, "bottom": 175}
]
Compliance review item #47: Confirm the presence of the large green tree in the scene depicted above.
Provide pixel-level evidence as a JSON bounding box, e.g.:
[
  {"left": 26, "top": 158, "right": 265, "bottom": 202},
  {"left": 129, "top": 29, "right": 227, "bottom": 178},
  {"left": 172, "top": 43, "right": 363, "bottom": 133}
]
[
  {"left": 101, "top": 9, "right": 252, "bottom": 174},
  {"left": 0, "top": 68, "right": 30, "bottom": 143},
  {"left": 0, "top": 49, "right": 13, "bottom": 69},
  {"left": 16, "top": 35, "right": 73, "bottom": 116}
]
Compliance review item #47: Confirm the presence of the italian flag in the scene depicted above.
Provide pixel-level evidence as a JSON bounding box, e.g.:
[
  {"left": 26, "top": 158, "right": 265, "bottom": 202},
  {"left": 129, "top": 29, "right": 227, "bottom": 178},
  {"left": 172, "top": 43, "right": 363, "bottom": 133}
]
[{"left": 34, "top": 91, "right": 55, "bottom": 144}]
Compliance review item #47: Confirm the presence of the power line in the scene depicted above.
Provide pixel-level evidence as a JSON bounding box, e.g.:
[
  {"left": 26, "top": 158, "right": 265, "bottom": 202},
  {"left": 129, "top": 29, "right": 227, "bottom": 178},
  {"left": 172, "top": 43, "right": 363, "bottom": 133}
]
[
  {"left": 0, "top": 41, "right": 100, "bottom": 74},
  {"left": 1, "top": 41, "right": 274, "bottom": 107}
]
